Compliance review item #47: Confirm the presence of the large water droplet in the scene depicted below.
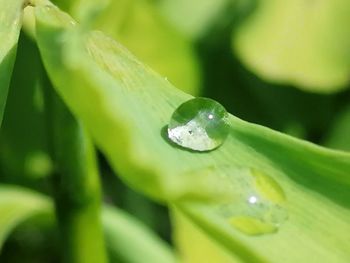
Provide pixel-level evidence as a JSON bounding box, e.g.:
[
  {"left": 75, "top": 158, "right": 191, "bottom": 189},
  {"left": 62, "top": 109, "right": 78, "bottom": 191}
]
[
  {"left": 216, "top": 167, "right": 288, "bottom": 236},
  {"left": 167, "top": 97, "right": 229, "bottom": 151}
]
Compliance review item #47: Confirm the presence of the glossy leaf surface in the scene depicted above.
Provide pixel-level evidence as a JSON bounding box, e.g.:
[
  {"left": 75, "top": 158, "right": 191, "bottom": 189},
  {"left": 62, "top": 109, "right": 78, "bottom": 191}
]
[{"left": 33, "top": 4, "right": 350, "bottom": 262}]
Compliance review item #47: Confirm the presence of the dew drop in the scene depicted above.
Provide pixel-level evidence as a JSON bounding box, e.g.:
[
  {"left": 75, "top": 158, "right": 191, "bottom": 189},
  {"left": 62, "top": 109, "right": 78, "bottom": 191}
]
[
  {"left": 167, "top": 97, "right": 229, "bottom": 151},
  {"left": 215, "top": 167, "right": 288, "bottom": 236},
  {"left": 229, "top": 216, "right": 277, "bottom": 235}
]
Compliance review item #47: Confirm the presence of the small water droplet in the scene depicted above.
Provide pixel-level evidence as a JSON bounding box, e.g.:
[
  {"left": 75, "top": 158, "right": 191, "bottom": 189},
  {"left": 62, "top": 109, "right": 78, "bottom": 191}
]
[
  {"left": 215, "top": 167, "right": 288, "bottom": 236},
  {"left": 251, "top": 168, "right": 286, "bottom": 204},
  {"left": 167, "top": 97, "right": 229, "bottom": 151}
]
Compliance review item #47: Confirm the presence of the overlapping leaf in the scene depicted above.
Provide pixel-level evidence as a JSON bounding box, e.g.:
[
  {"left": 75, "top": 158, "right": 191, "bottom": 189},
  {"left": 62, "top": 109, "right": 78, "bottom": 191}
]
[
  {"left": 233, "top": 0, "right": 350, "bottom": 92},
  {"left": 0, "top": 185, "right": 174, "bottom": 262},
  {"left": 158, "top": 0, "right": 231, "bottom": 39},
  {"left": 103, "top": 206, "right": 176, "bottom": 263},
  {"left": 0, "top": 185, "right": 52, "bottom": 251}
]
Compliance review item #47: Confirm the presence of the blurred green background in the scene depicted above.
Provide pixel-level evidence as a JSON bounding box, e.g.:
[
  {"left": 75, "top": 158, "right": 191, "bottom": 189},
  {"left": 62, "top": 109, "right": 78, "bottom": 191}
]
[{"left": 1, "top": 0, "right": 350, "bottom": 262}]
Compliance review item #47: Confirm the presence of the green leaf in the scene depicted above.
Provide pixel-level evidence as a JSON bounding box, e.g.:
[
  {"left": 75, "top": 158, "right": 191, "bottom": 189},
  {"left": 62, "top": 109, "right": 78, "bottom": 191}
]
[
  {"left": 103, "top": 206, "right": 176, "bottom": 263},
  {"left": 33, "top": 4, "right": 350, "bottom": 262},
  {"left": 0, "top": 0, "right": 24, "bottom": 127},
  {"left": 0, "top": 185, "right": 52, "bottom": 251},
  {"left": 0, "top": 184, "right": 175, "bottom": 263},
  {"left": 324, "top": 105, "right": 350, "bottom": 152},
  {"left": 0, "top": 33, "right": 52, "bottom": 180},
  {"left": 172, "top": 208, "right": 241, "bottom": 263},
  {"left": 232, "top": 0, "right": 350, "bottom": 93},
  {"left": 64, "top": 0, "right": 201, "bottom": 95},
  {"left": 157, "top": 0, "right": 231, "bottom": 39},
  {"left": 44, "top": 82, "right": 108, "bottom": 263}
]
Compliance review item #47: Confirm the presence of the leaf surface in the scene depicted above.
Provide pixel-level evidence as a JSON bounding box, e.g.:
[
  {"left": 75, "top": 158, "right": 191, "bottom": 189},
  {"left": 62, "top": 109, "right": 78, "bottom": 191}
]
[
  {"left": 103, "top": 206, "right": 176, "bottom": 263},
  {"left": 0, "top": 185, "right": 175, "bottom": 262},
  {"left": 158, "top": 0, "right": 231, "bottom": 38},
  {"left": 324, "top": 105, "right": 350, "bottom": 152},
  {"left": 56, "top": 0, "right": 201, "bottom": 95},
  {"left": 0, "top": 0, "right": 24, "bottom": 126},
  {"left": 233, "top": 0, "right": 350, "bottom": 92},
  {"left": 0, "top": 33, "right": 51, "bottom": 180},
  {"left": 0, "top": 185, "right": 52, "bottom": 251},
  {"left": 33, "top": 4, "right": 350, "bottom": 262}
]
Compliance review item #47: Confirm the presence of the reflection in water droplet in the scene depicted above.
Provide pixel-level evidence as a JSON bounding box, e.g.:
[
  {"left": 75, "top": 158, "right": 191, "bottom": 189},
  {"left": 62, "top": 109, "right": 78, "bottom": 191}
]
[
  {"left": 215, "top": 167, "right": 288, "bottom": 236},
  {"left": 229, "top": 216, "right": 277, "bottom": 235},
  {"left": 167, "top": 97, "right": 229, "bottom": 151},
  {"left": 248, "top": 195, "right": 258, "bottom": 204},
  {"left": 251, "top": 168, "right": 286, "bottom": 205}
]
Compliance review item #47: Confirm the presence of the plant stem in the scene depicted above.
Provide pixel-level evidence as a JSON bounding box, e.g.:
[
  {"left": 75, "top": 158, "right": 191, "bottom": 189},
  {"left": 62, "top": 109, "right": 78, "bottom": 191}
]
[{"left": 44, "top": 85, "right": 108, "bottom": 263}]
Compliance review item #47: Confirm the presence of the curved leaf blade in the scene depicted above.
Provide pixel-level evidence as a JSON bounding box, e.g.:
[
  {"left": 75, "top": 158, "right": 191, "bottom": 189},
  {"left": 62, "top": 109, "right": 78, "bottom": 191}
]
[
  {"left": 0, "top": 185, "right": 52, "bottom": 251},
  {"left": 172, "top": 208, "right": 241, "bottom": 263},
  {"left": 0, "top": 184, "right": 175, "bottom": 263},
  {"left": 103, "top": 206, "right": 176, "bottom": 263},
  {"left": 59, "top": 0, "right": 201, "bottom": 95},
  {"left": 33, "top": 4, "right": 350, "bottom": 262}
]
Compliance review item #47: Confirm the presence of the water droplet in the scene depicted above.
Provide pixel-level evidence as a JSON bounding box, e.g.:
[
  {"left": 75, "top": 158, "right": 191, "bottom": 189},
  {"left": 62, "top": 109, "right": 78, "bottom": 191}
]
[
  {"left": 229, "top": 216, "right": 277, "bottom": 235},
  {"left": 251, "top": 168, "right": 286, "bottom": 205},
  {"left": 215, "top": 167, "right": 288, "bottom": 236},
  {"left": 167, "top": 97, "right": 229, "bottom": 151}
]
